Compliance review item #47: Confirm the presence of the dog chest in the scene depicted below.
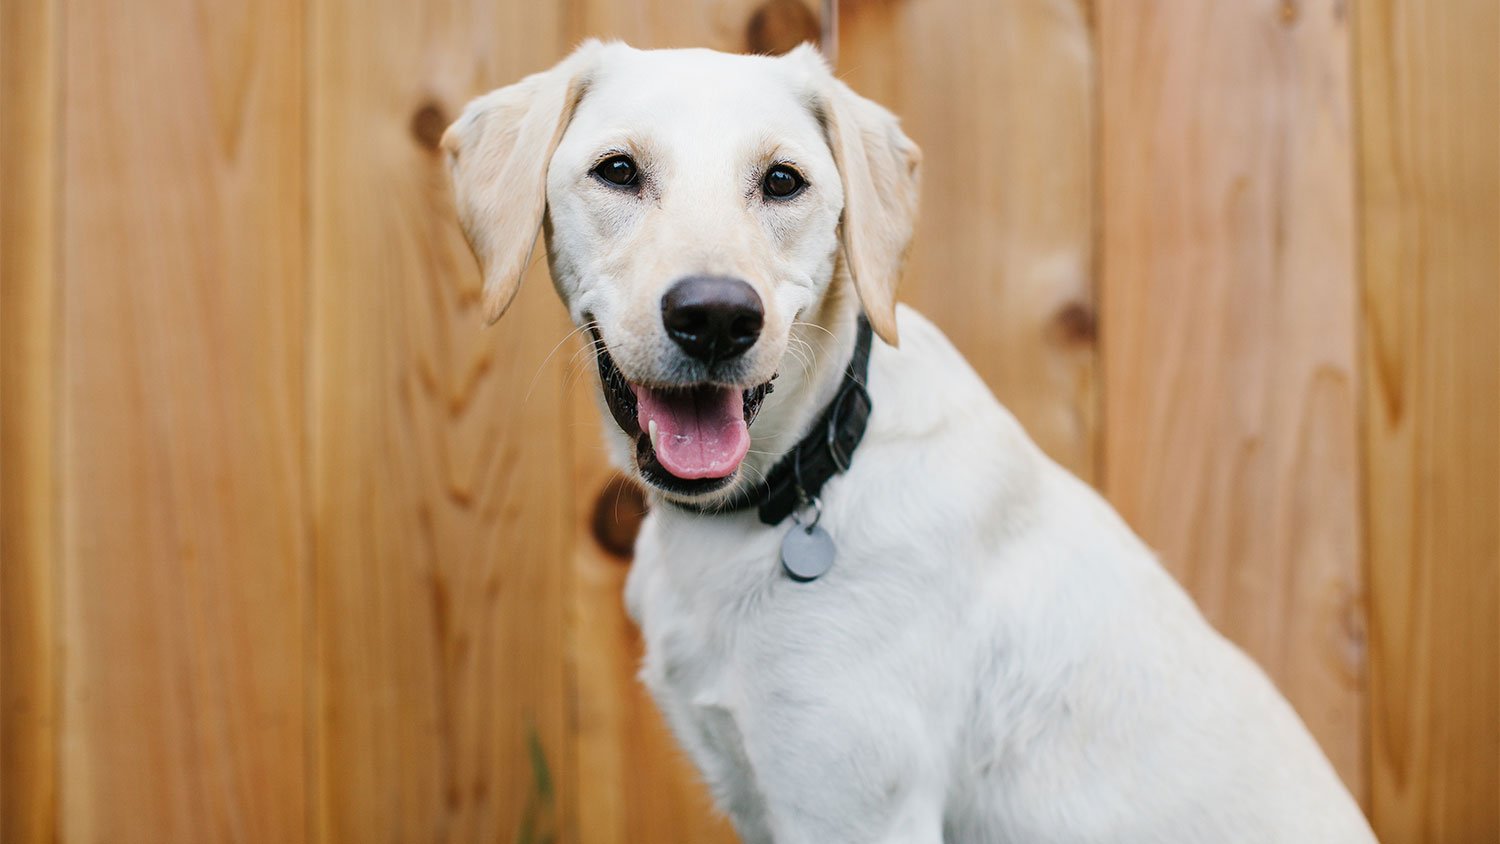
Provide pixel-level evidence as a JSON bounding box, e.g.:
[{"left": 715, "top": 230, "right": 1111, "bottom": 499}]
[{"left": 624, "top": 527, "right": 779, "bottom": 818}]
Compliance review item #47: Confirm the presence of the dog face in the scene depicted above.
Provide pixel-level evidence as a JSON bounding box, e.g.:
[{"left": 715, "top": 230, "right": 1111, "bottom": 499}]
[{"left": 444, "top": 42, "right": 919, "bottom": 501}]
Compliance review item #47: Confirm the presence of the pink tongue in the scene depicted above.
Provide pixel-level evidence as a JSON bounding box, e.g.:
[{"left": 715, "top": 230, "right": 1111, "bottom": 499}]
[{"left": 635, "top": 386, "right": 750, "bottom": 480}]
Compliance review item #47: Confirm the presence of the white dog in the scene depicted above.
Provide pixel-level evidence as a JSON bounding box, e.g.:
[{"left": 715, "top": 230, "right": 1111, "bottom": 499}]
[{"left": 444, "top": 41, "right": 1377, "bottom": 844}]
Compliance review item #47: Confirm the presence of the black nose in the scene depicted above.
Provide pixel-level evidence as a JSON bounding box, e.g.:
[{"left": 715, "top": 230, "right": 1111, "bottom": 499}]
[{"left": 660, "top": 276, "right": 764, "bottom": 363}]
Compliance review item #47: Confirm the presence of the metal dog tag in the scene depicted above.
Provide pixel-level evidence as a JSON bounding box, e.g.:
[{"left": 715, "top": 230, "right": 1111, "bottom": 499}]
[{"left": 781, "top": 523, "right": 836, "bottom": 582}]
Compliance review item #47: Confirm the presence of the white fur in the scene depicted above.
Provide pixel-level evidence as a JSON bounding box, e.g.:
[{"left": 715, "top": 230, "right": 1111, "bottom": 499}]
[
  {"left": 448, "top": 43, "right": 1377, "bottom": 843},
  {"left": 629, "top": 308, "right": 1374, "bottom": 842}
]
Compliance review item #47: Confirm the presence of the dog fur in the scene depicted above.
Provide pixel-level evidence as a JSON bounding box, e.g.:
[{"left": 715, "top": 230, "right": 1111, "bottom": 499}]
[{"left": 445, "top": 41, "right": 1377, "bottom": 843}]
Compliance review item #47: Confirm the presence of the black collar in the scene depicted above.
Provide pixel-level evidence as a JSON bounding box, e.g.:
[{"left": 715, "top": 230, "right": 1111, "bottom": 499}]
[{"left": 680, "top": 317, "right": 874, "bottom": 525}]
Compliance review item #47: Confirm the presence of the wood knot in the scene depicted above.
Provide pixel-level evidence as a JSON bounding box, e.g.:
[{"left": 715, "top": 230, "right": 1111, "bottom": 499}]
[
  {"left": 410, "top": 101, "right": 450, "bottom": 151},
  {"left": 591, "top": 474, "right": 648, "bottom": 561},
  {"left": 1052, "top": 301, "right": 1098, "bottom": 346},
  {"left": 746, "top": 0, "right": 821, "bottom": 56}
]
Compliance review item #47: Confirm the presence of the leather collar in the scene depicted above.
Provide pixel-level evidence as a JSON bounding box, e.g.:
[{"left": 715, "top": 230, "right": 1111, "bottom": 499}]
[{"left": 678, "top": 317, "right": 874, "bottom": 525}]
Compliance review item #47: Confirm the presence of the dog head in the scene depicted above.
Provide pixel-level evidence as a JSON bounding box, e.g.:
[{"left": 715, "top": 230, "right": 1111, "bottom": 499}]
[{"left": 444, "top": 41, "right": 919, "bottom": 502}]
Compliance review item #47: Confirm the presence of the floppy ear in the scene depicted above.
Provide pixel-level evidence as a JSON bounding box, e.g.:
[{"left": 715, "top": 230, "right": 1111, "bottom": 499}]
[
  {"left": 442, "top": 42, "right": 600, "bottom": 324},
  {"left": 800, "top": 48, "right": 921, "bottom": 346}
]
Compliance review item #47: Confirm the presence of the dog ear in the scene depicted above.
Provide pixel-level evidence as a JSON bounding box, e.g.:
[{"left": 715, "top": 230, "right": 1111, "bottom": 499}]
[
  {"left": 797, "top": 46, "right": 922, "bottom": 346},
  {"left": 442, "top": 41, "right": 601, "bottom": 324}
]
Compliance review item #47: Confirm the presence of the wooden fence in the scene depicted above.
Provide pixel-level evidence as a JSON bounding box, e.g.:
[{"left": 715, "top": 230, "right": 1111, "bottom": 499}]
[{"left": 2, "top": 0, "right": 1495, "bottom": 841}]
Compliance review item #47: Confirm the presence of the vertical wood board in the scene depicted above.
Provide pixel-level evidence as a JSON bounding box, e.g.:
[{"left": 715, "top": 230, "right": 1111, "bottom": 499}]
[
  {"left": 560, "top": 5, "right": 818, "bottom": 842},
  {"left": 3, "top": 0, "right": 1498, "bottom": 837},
  {"left": 1098, "top": 0, "right": 1367, "bottom": 795},
  {"left": 308, "top": 1, "right": 575, "bottom": 840},
  {"left": 1, "top": 0, "right": 59, "bottom": 840},
  {"left": 57, "top": 0, "right": 308, "bottom": 839},
  {"left": 839, "top": 0, "right": 1099, "bottom": 481},
  {"left": 1356, "top": 0, "right": 1500, "bottom": 838}
]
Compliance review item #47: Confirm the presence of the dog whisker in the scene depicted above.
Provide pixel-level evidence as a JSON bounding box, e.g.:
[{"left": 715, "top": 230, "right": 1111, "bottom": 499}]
[
  {"left": 792, "top": 320, "right": 837, "bottom": 343},
  {"left": 788, "top": 334, "right": 821, "bottom": 362},
  {"left": 782, "top": 341, "right": 815, "bottom": 380},
  {"left": 561, "top": 338, "right": 608, "bottom": 393},
  {"left": 735, "top": 460, "right": 769, "bottom": 494},
  {"left": 524, "top": 320, "right": 598, "bottom": 405}
]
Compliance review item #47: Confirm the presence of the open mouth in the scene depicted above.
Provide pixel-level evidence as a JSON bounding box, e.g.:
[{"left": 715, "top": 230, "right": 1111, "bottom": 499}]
[{"left": 592, "top": 329, "right": 772, "bottom": 496}]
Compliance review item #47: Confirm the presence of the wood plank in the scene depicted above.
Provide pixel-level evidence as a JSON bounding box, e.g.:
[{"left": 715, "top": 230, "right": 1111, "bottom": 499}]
[
  {"left": 575, "top": 0, "right": 818, "bottom": 52},
  {"left": 1097, "top": 0, "right": 1367, "bottom": 797},
  {"left": 1356, "top": 0, "right": 1500, "bottom": 839},
  {"left": 307, "top": 2, "right": 575, "bottom": 841},
  {"left": 56, "top": 0, "right": 307, "bottom": 840},
  {"left": 838, "top": 0, "right": 1098, "bottom": 481},
  {"left": 569, "top": 465, "right": 740, "bottom": 844},
  {"left": 561, "top": 7, "right": 816, "bottom": 842},
  {"left": 570, "top": 3, "right": 1090, "bottom": 836},
  {"left": 1, "top": 0, "right": 59, "bottom": 840}
]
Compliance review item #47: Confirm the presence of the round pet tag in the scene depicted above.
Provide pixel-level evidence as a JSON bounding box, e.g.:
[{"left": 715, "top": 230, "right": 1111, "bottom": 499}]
[{"left": 781, "top": 524, "right": 836, "bottom": 582}]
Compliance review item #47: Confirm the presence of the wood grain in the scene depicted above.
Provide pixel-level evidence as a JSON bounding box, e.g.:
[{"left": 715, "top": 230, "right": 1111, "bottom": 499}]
[
  {"left": 568, "top": 447, "right": 739, "bottom": 844},
  {"left": 1356, "top": 0, "right": 1500, "bottom": 839},
  {"left": 1098, "top": 0, "right": 1367, "bottom": 797},
  {"left": 56, "top": 0, "right": 307, "bottom": 840},
  {"left": 838, "top": 0, "right": 1099, "bottom": 481},
  {"left": 1, "top": 0, "right": 59, "bottom": 840},
  {"left": 4, "top": 0, "right": 1498, "bottom": 837},
  {"left": 308, "top": 1, "right": 576, "bottom": 841},
  {"left": 574, "top": 0, "right": 817, "bottom": 52},
  {"left": 569, "top": 3, "right": 1093, "bottom": 837},
  {"left": 559, "top": 6, "right": 812, "bottom": 842}
]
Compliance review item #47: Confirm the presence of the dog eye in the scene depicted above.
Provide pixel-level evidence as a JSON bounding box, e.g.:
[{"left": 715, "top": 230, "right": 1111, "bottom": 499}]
[
  {"left": 762, "top": 164, "right": 805, "bottom": 199},
  {"left": 592, "top": 154, "right": 639, "bottom": 187}
]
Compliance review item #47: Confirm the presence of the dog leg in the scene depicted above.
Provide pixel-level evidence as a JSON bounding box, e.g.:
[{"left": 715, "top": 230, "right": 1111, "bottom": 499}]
[{"left": 729, "top": 690, "right": 949, "bottom": 844}]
